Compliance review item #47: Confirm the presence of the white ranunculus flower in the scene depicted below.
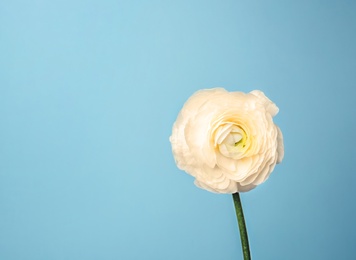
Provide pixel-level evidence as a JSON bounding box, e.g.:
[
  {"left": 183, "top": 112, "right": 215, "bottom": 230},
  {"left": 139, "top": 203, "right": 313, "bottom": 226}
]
[{"left": 170, "top": 88, "right": 284, "bottom": 193}]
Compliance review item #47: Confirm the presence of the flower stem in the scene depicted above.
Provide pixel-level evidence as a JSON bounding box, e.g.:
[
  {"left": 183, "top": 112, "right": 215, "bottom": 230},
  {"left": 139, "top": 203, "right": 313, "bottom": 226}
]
[{"left": 232, "top": 192, "right": 251, "bottom": 260}]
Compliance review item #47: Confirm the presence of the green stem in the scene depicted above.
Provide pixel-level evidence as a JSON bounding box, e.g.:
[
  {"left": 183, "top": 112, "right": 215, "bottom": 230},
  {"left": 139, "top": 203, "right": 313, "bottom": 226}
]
[{"left": 232, "top": 192, "right": 251, "bottom": 260}]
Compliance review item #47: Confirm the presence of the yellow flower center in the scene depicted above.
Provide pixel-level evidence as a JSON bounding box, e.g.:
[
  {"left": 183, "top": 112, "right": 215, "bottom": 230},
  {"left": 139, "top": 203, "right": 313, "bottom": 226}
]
[{"left": 214, "top": 124, "right": 248, "bottom": 158}]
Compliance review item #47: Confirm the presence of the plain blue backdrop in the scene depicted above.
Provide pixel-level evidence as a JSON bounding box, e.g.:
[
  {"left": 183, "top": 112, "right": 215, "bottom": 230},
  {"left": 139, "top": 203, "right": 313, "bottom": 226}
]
[{"left": 1, "top": 0, "right": 356, "bottom": 259}]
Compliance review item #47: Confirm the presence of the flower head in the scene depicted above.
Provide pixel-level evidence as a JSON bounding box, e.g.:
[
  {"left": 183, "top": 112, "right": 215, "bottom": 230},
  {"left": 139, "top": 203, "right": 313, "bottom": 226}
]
[{"left": 170, "top": 88, "right": 284, "bottom": 193}]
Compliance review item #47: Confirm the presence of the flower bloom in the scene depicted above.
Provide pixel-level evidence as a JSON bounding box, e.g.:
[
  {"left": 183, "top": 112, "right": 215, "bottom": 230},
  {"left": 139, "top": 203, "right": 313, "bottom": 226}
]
[{"left": 170, "top": 88, "right": 284, "bottom": 193}]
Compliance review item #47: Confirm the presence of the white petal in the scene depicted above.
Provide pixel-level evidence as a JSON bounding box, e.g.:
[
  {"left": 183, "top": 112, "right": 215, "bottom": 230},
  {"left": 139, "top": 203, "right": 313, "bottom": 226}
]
[
  {"left": 214, "top": 124, "right": 233, "bottom": 145},
  {"left": 236, "top": 183, "right": 256, "bottom": 192},
  {"left": 250, "top": 90, "right": 279, "bottom": 117},
  {"left": 216, "top": 152, "right": 237, "bottom": 172},
  {"left": 276, "top": 126, "right": 284, "bottom": 164}
]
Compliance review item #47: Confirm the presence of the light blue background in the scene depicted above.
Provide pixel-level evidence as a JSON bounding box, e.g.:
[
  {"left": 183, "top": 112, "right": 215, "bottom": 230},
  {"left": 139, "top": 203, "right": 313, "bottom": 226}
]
[{"left": 1, "top": 1, "right": 355, "bottom": 259}]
